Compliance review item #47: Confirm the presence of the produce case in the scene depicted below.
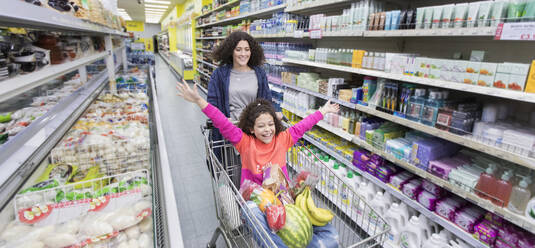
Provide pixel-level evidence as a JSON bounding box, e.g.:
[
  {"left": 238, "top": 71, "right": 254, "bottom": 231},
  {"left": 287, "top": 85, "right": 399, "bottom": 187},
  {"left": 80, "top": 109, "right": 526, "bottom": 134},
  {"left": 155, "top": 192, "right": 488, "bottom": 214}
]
[{"left": 0, "top": 65, "right": 182, "bottom": 247}]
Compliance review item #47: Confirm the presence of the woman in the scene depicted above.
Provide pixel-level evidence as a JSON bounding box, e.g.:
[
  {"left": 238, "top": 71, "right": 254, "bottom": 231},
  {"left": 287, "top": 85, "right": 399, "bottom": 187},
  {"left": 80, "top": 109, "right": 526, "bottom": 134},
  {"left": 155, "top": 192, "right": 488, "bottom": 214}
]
[
  {"left": 206, "top": 31, "right": 280, "bottom": 186},
  {"left": 208, "top": 30, "right": 281, "bottom": 121}
]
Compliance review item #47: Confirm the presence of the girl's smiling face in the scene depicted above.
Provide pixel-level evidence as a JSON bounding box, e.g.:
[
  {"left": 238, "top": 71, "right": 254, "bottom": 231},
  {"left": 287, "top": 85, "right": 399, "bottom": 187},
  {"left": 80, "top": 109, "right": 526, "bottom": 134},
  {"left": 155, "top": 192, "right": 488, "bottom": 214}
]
[
  {"left": 251, "top": 113, "right": 275, "bottom": 144},
  {"left": 233, "top": 40, "right": 251, "bottom": 67}
]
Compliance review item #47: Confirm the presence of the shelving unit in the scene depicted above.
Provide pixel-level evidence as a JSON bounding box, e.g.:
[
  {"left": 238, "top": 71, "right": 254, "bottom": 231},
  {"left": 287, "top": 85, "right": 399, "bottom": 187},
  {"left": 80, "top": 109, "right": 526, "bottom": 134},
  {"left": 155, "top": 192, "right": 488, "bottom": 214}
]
[
  {"left": 196, "top": 48, "right": 212, "bottom": 53},
  {"left": 197, "top": 68, "right": 211, "bottom": 79},
  {"left": 288, "top": 128, "right": 489, "bottom": 248},
  {"left": 197, "top": 59, "right": 218, "bottom": 69},
  {"left": 0, "top": 52, "right": 107, "bottom": 102},
  {"left": 195, "top": 0, "right": 241, "bottom": 20},
  {"left": 196, "top": 4, "right": 286, "bottom": 28},
  {"left": 0, "top": 0, "right": 127, "bottom": 36},
  {"left": 281, "top": 58, "right": 535, "bottom": 104},
  {"left": 195, "top": 36, "right": 227, "bottom": 40},
  {"left": 285, "top": 0, "right": 351, "bottom": 13},
  {"left": 282, "top": 103, "right": 535, "bottom": 234}
]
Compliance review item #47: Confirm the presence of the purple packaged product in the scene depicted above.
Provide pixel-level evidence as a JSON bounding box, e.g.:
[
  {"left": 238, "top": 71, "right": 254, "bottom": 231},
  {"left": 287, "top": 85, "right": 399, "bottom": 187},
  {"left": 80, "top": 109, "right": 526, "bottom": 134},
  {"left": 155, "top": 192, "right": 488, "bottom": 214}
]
[
  {"left": 485, "top": 212, "right": 505, "bottom": 227},
  {"left": 389, "top": 171, "right": 413, "bottom": 189},
  {"left": 474, "top": 220, "right": 498, "bottom": 246},
  {"left": 417, "top": 190, "right": 440, "bottom": 211},
  {"left": 353, "top": 149, "right": 370, "bottom": 171},
  {"left": 402, "top": 178, "right": 423, "bottom": 200},
  {"left": 498, "top": 224, "right": 521, "bottom": 246},
  {"left": 422, "top": 180, "right": 444, "bottom": 196},
  {"left": 366, "top": 154, "right": 385, "bottom": 176},
  {"left": 376, "top": 163, "right": 399, "bottom": 183},
  {"left": 518, "top": 235, "right": 535, "bottom": 248},
  {"left": 495, "top": 239, "right": 514, "bottom": 248},
  {"left": 412, "top": 138, "right": 459, "bottom": 170},
  {"left": 435, "top": 197, "right": 466, "bottom": 220},
  {"left": 428, "top": 157, "right": 465, "bottom": 180},
  {"left": 454, "top": 208, "right": 482, "bottom": 233}
]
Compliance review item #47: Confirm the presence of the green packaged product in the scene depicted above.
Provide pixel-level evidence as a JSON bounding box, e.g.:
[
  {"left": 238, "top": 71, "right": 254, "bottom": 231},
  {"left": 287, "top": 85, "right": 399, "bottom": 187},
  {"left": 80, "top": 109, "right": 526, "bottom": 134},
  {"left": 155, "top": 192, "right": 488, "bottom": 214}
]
[
  {"left": 67, "top": 166, "right": 103, "bottom": 189},
  {"left": 0, "top": 113, "right": 11, "bottom": 123},
  {"left": 37, "top": 163, "right": 77, "bottom": 184},
  {"left": 0, "top": 133, "right": 8, "bottom": 144},
  {"left": 19, "top": 179, "right": 59, "bottom": 194}
]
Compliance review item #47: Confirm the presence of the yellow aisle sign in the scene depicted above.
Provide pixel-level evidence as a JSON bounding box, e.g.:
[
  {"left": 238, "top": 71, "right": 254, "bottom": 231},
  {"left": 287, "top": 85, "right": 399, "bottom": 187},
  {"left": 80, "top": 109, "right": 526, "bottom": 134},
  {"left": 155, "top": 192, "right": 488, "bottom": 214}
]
[
  {"left": 126, "top": 21, "right": 144, "bottom": 32},
  {"left": 144, "top": 39, "right": 154, "bottom": 52}
]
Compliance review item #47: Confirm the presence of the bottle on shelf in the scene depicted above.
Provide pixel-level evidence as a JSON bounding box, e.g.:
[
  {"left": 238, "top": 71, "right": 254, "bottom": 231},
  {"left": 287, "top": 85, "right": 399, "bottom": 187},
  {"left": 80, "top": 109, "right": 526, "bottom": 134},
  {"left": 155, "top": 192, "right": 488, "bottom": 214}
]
[
  {"left": 400, "top": 215, "right": 431, "bottom": 248},
  {"left": 492, "top": 170, "right": 514, "bottom": 207},
  {"left": 507, "top": 175, "right": 532, "bottom": 214},
  {"left": 384, "top": 202, "right": 410, "bottom": 245},
  {"left": 475, "top": 164, "right": 498, "bottom": 200}
]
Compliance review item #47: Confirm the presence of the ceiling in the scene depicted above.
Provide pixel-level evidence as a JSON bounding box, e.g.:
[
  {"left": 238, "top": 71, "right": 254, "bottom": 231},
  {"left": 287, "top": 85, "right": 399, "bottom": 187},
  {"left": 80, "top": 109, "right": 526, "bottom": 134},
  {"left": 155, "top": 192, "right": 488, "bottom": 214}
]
[{"left": 118, "top": 0, "right": 184, "bottom": 23}]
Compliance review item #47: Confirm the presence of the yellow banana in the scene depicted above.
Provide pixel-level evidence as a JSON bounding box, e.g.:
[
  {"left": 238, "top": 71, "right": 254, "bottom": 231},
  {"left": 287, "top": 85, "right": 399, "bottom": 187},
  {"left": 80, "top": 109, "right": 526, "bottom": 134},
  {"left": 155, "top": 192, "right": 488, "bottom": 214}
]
[
  {"left": 306, "top": 192, "right": 334, "bottom": 223},
  {"left": 300, "top": 188, "right": 326, "bottom": 226}
]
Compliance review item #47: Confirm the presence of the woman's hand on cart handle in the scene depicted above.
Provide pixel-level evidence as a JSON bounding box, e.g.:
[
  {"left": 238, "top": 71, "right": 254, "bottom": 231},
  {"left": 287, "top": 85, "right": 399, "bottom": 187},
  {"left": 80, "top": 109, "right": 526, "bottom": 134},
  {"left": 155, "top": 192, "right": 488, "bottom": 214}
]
[
  {"left": 176, "top": 79, "right": 208, "bottom": 109},
  {"left": 319, "top": 100, "right": 340, "bottom": 116}
]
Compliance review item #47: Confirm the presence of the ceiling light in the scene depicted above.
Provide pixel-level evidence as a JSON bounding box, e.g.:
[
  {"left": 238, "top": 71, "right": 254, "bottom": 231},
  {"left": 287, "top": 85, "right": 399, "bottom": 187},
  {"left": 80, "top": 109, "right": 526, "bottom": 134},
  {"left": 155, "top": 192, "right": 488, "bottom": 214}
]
[
  {"left": 145, "top": 9, "right": 166, "bottom": 13},
  {"left": 145, "top": 0, "right": 171, "bottom": 4},
  {"left": 145, "top": 4, "right": 168, "bottom": 8},
  {"left": 145, "top": 8, "right": 166, "bottom": 12}
]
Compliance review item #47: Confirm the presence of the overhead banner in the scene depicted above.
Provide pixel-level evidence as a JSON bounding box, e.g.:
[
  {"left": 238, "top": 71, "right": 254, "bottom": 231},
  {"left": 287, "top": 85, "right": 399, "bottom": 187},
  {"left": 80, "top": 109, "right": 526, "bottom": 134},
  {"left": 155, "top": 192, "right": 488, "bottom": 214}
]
[{"left": 126, "top": 21, "right": 144, "bottom": 32}]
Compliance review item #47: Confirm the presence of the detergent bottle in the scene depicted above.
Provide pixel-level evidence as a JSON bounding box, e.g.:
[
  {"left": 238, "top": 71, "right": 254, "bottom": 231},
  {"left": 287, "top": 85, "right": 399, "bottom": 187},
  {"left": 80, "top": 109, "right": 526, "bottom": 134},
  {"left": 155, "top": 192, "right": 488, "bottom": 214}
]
[
  {"left": 399, "top": 215, "right": 431, "bottom": 248},
  {"left": 368, "top": 191, "right": 391, "bottom": 225},
  {"left": 423, "top": 233, "right": 449, "bottom": 248},
  {"left": 384, "top": 202, "right": 410, "bottom": 245}
]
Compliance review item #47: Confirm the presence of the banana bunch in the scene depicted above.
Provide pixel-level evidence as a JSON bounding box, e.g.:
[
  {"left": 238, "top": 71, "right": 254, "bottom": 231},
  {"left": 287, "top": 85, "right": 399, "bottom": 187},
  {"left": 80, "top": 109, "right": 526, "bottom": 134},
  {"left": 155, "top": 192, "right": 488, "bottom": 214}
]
[{"left": 295, "top": 187, "right": 334, "bottom": 226}]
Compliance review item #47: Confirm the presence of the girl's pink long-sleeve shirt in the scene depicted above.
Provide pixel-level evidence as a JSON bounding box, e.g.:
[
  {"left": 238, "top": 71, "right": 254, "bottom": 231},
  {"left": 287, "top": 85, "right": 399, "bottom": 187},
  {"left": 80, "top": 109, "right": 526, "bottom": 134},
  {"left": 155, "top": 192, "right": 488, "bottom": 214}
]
[{"left": 202, "top": 104, "right": 323, "bottom": 186}]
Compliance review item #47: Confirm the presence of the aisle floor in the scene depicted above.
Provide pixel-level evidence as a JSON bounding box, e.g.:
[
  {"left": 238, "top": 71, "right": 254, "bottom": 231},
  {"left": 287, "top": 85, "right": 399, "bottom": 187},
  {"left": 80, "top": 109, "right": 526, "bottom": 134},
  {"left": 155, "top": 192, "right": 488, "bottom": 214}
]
[{"left": 154, "top": 56, "right": 226, "bottom": 247}]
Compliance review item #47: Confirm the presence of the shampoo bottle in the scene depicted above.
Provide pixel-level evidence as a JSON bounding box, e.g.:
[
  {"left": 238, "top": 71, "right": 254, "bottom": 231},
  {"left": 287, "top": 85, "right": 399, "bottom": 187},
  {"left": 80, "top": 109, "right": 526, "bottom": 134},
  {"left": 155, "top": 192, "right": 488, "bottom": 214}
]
[
  {"left": 475, "top": 165, "right": 497, "bottom": 200},
  {"left": 492, "top": 171, "right": 513, "bottom": 207}
]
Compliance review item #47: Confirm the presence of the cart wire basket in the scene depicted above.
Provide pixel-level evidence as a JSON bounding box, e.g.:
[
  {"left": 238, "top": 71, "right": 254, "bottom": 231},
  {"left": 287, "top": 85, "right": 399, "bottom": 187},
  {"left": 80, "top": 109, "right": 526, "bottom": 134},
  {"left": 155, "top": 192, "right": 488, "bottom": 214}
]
[{"left": 201, "top": 122, "right": 390, "bottom": 248}]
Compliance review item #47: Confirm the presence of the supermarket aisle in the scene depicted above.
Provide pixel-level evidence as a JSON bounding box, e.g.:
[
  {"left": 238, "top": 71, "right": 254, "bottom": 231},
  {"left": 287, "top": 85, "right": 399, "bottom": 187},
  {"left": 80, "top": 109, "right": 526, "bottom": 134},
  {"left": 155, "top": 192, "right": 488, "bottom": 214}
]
[{"left": 154, "top": 56, "right": 225, "bottom": 247}]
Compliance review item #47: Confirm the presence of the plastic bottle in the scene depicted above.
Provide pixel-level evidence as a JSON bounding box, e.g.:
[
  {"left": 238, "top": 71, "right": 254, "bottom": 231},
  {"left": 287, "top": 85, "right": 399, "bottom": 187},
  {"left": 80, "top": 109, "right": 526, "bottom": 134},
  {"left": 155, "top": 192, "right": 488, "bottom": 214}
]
[
  {"left": 475, "top": 164, "right": 497, "bottom": 200},
  {"left": 493, "top": 171, "right": 514, "bottom": 207},
  {"left": 423, "top": 233, "right": 449, "bottom": 248},
  {"left": 400, "top": 215, "right": 430, "bottom": 248},
  {"left": 348, "top": 111, "right": 356, "bottom": 135},
  {"left": 508, "top": 176, "right": 532, "bottom": 214},
  {"left": 384, "top": 202, "right": 410, "bottom": 244},
  {"left": 360, "top": 180, "right": 378, "bottom": 202}
]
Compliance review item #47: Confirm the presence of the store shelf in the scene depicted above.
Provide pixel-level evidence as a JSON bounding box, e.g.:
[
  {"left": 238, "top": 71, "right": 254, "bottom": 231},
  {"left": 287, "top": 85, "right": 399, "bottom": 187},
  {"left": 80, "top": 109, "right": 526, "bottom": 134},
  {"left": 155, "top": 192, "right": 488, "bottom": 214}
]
[
  {"left": 270, "top": 81, "right": 356, "bottom": 109},
  {"left": 0, "top": 52, "right": 107, "bottom": 103},
  {"left": 364, "top": 27, "right": 497, "bottom": 37},
  {"left": 285, "top": 0, "right": 351, "bottom": 13},
  {"left": 0, "top": 68, "right": 111, "bottom": 205},
  {"left": 283, "top": 105, "right": 535, "bottom": 234},
  {"left": 196, "top": 48, "right": 212, "bottom": 53},
  {"left": 275, "top": 78, "right": 535, "bottom": 171},
  {"left": 196, "top": 36, "right": 227, "bottom": 40},
  {"left": 196, "top": 4, "right": 287, "bottom": 28},
  {"left": 282, "top": 58, "right": 535, "bottom": 104},
  {"left": 197, "top": 68, "right": 211, "bottom": 79},
  {"left": 293, "top": 130, "right": 489, "bottom": 248},
  {"left": 113, "top": 45, "right": 125, "bottom": 53},
  {"left": 0, "top": 1, "right": 127, "bottom": 36},
  {"left": 197, "top": 58, "right": 218, "bottom": 69},
  {"left": 195, "top": 0, "right": 241, "bottom": 19}
]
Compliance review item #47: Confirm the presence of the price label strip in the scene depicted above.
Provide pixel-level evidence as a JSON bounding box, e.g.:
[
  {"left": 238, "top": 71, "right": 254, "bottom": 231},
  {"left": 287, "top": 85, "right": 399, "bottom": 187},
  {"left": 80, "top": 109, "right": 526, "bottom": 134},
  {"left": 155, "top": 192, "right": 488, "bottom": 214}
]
[{"left": 495, "top": 22, "right": 535, "bottom": 40}]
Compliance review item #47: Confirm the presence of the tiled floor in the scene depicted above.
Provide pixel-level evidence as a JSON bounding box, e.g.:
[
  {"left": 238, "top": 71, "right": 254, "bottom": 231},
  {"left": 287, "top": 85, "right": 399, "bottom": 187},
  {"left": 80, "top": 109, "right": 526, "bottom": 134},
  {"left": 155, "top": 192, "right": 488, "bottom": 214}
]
[{"left": 154, "top": 56, "right": 226, "bottom": 247}]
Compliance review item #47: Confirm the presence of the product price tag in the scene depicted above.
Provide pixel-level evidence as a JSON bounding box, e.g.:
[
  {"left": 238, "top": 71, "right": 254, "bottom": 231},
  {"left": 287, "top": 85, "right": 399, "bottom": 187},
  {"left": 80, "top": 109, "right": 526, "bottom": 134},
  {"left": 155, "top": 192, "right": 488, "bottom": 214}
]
[
  {"left": 293, "top": 30, "right": 304, "bottom": 38},
  {"left": 495, "top": 22, "right": 535, "bottom": 40},
  {"left": 310, "top": 29, "right": 322, "bottom": 39}
]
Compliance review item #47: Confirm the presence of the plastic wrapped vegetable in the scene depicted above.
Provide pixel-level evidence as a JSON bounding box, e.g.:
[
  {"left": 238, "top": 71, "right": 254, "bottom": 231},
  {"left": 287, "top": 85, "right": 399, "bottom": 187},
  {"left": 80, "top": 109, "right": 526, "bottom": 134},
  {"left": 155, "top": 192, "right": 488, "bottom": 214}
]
[{"left": 266, "top": 204, "right": 286, "bottom": 232}]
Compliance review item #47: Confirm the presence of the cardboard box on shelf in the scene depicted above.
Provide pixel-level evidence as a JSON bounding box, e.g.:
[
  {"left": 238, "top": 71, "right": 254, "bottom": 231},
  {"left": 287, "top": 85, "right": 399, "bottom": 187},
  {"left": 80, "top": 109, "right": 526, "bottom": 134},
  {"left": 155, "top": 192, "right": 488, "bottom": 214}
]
[
  {"left": 479, "top": 62, "right": 497, "bottom": 76},
  {"left": 477, "top": 74, "right": 494, "bottom": 87},
  {"left": 493, "top": 73, "right": 509, "bottom": 89},
  {"left": 466, "top": 61, "right": 481, "bottom": 74},
  {"left": 463, "top": 72, "right": 479, "bottom": 85},
  {"left": 508, "top": 74, "right": 527, "bottom": 91},
  {"left": 525, "top": 60, "right": 535, "bottom": 93}
]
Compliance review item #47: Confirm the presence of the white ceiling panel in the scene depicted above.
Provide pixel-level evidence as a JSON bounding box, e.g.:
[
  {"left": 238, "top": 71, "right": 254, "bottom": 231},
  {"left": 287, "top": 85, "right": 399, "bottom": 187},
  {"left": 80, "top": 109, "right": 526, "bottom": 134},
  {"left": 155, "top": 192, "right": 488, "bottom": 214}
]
[{"left": 118, "top": 0, "right": 185, "bottom": 23}]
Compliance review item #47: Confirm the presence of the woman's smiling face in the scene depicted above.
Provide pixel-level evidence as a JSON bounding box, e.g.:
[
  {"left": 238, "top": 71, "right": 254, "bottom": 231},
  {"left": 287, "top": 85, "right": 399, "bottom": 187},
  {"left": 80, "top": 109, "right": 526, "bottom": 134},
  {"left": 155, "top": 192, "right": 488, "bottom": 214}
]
[{"left": 233, "top": 40, "right": 251, "bottom": 67}]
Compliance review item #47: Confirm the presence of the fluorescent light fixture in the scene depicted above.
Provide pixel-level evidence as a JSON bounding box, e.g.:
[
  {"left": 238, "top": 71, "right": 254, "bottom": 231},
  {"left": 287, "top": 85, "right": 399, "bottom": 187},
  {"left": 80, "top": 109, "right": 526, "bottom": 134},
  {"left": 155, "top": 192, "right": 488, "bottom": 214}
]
[
  {"left": 144, "top": 4, "right": 168, "bottom": 8},
  {"left": 145, "top": 8, "right": 166, "bottom": 12},
  {"left": 145, "top": 9, "right": 166, "bottom": 13},
  {"left": 145, "top": 0, "right": 171, "bottom": 4}
]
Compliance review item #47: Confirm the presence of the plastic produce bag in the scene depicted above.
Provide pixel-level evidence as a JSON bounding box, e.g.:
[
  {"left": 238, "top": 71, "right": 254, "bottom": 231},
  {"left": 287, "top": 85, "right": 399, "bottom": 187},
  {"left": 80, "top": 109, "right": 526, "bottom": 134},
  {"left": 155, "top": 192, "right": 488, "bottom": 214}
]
[
  {"left": 263, "top": 163, "right": 294, "bottom": 205},
  {"left": 266, "top": 204, "right": 286, "bottom": 232},
  {"left": 242, "top": 201, "right": 287, "bottom": 248},
  {"left": 290, "top": 169, "right": 320, "bottom": 199}
]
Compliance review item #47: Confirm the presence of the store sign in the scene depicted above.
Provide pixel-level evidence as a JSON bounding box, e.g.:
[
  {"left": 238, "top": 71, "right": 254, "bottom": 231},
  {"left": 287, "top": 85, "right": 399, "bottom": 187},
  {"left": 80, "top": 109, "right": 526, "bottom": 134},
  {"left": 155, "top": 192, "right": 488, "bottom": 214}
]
[
  {"left": 495, "top": 22, "right": 535, "bottom": 40},
  {"left": 126, "top": 21, "right": 144, "bottom": 32}
]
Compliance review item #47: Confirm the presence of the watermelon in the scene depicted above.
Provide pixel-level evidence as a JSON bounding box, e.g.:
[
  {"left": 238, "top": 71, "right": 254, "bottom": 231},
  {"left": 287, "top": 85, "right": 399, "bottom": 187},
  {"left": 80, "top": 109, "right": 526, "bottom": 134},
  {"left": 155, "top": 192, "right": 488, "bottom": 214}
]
[{"left": 277, "top": 204, "right": 313, "bottom": 248}]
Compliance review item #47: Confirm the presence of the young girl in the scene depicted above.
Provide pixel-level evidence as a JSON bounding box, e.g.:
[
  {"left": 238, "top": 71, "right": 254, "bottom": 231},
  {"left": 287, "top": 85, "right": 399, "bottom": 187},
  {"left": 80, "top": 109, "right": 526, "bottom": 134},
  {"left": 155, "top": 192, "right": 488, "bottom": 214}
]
[{"left": 177, "top": 80, "right": 339, "bottom": 186}]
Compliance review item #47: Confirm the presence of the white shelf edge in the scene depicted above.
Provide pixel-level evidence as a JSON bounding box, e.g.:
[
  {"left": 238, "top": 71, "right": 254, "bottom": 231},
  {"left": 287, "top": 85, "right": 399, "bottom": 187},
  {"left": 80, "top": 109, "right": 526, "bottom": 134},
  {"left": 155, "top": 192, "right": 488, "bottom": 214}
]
[
  {"left": 281, "top": 58, "right": 535, "bottom": 104},
  {"left": 283, "top": 106, "right": 535, "bottom": 234},
  {"left": 285, "top": 0, "right": 350, "bottom": 12},
  {"left": 195, "top": 36, "right": 226, "bottom": 40},
  {"left": 197, "top": 4, "right": 286, "bottom": 28},
  {"left": 293, "top": 132, "right": 489, "bottom": 248},
  {"left": 0, "top": 1, "right": 126, "bottom": 36},
  {"left": 196, "top": 48, "right": 212, "bottom": 53},
  {"left": 196, "top": 68, "right": 211, "bottom": 79},
  {"left": 197, "top": 59, "right": 218, "bottom": 69},
  {"left": 0, "top": 52, "right": 107, "bottom": 103}
]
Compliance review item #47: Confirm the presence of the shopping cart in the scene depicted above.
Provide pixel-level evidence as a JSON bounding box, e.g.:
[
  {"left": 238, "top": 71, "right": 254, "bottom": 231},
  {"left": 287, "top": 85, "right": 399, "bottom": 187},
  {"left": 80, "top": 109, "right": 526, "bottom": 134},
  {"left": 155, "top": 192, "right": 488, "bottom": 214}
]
[{"left": 201, "top": 123, "right": 390, "bottom": 248}]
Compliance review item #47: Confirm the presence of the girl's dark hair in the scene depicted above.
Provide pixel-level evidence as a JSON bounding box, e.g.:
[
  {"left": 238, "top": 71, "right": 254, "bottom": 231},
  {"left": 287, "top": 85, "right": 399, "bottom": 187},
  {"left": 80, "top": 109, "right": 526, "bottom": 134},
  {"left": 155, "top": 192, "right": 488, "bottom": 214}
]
[
  {"left": 212, "top": 31, "right": 265, "bottom": 67},
  {"left": 238, "top": 99, "right": 284, "bottom": 137}
]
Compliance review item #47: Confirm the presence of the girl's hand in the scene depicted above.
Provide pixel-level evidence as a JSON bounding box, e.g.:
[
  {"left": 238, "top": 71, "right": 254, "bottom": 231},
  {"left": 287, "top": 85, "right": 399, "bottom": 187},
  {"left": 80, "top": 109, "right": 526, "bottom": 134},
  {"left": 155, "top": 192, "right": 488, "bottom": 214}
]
[
  {"left": 176, "top": 79, "right": 208, "bottom": 109},
  {"left": 319, "top": 100, "right": 340, "bottom": 115}
]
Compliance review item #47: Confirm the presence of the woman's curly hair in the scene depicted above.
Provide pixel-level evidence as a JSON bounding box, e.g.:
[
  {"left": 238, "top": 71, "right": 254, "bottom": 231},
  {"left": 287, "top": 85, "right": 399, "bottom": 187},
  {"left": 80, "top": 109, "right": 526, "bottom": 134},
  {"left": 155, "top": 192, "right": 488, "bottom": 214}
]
[
  {"left": 212, "top": 31, "right": 265, "bottom": 67},
  {"left": 238, "top": 99, "right": 284, "bottom": 137}
]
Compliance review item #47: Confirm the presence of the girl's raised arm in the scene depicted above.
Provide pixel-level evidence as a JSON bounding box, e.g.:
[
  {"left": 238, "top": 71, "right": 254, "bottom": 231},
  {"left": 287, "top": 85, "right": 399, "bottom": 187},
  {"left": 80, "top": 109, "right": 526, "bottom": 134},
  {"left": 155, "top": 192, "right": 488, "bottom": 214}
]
[{"left": 288, "top": 100, "right": 340, "bottom": 144}]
